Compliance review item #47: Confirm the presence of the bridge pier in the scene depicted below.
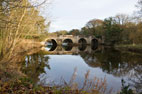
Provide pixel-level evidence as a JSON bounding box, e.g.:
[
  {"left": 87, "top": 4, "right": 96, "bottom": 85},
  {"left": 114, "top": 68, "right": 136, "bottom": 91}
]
[{"left": 56, "top": 39, "right": 62, "bottom": 46}]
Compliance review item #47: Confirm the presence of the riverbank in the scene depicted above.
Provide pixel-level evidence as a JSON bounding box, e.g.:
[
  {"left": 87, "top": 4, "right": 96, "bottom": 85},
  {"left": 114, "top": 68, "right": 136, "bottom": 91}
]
[
  {"left": 0, "top": 39, "right": 43, "bottom": 63},
  {"left": 0, "top": 39, "right": 43, "bottom": 84},
  {"left": 0, "top": 69, "right": 113, "bottom": 94},
  {"left": 115, "top": 44, "right": 142, "bottom": 53},
  {"left": 0, "top": 76, "right": 105, "bottom": 94}
]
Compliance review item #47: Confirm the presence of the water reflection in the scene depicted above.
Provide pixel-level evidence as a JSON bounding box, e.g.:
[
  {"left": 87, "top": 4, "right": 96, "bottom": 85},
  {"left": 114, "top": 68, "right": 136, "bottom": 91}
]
[
  {"left": 78, "top": 44, "right": 87, "bottom": 51},
  {"left": 21, "top": 53, "right": 50, "bottom": 83},
  {"left": 44, "top": 45, "right": 101, "bottom": 55},
  {"left": 22, "top": 46, "right": 142, "bottom": 93},
  {"left": 91, "top": 38, "right": 98, "bottom": 50},
  {"left": 47, "top": 45, "right": 57, "bottom": 51},
  {"left": 129, "top": 65, "right": 142, "bottom": 93},
  {"left": 62, "top": 45, "right": 73, "bottom": 51}
]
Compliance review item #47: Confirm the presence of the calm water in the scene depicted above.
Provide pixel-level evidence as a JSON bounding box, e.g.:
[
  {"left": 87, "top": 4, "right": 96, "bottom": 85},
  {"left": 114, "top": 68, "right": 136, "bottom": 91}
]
[{"left": 22, "top": 45, "right": 142, "bottom": 93}]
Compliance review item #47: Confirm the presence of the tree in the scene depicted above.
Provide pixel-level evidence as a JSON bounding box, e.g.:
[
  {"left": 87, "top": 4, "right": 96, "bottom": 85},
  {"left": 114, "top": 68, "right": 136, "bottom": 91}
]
[
  {"left": 129, "top": 22, "right": 142, "bottom": 44},
  {"left": 86, "top": 19, "right": 103, "bottom": 28},
  {"left": 85, "top": 19, "right": 104, "bottom": 37},
  {"left": 56, "top": 30, "right": 68, "bottom": 35},
  {"left": 115, "top": 14, "right": 130, "bottom": 25},
  {"left": 68, "top": 29, "right": 80, "bottom": 36},
  {"left": 103, "top": 17, "right": 123, "bottom": 45},
  {"left": 0, "top": 0, "right": 48, "bottom": 59},
  {"left": 136, "top": 0, "right": 142, "bottom": 17},
  {"left": 80, "top": 27, "right": 90, "bottom": 36},
  {"left": 79, "top": 19, "right": 104, "bottom": 37}
]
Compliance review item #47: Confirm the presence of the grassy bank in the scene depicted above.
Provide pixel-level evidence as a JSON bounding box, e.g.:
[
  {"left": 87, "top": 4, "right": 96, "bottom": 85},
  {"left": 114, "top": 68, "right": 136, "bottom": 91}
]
[
  {"left": 0, "top": 73, "right": 135, "bottom": 94},
  {"left": 0, "top": 69, "right": 111, "bottom": 94},
  {"left": 115, "top": 44, "right": 142, "bottom": 53},
  {"left": 0, "top": 77, "right": 90, "bottom": 94}
]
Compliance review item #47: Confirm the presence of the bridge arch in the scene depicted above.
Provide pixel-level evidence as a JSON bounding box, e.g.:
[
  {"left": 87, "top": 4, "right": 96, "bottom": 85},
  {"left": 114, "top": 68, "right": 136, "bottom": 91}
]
[
  {"left": 51, "top": 39, "right": 57, "bottom": 46},
  {"left": 78, "top": 38, "right": 87, "bottom": 44},
  {"left": 63, "top": 39, "right": 73, "bottom": 45},
  {"left": 46, "top": 39, "right": 57, "bottom": 51},
  {"left": 91, "top": 38, "right": 98, "bottom": 50},
  {"left": 78, "top": 38, "right": 87, "bottom": 51}
]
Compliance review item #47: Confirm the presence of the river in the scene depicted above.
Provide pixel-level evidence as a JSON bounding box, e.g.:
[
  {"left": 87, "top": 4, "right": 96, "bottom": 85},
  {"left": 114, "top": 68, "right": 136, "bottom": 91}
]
[{"left": 21, "top": 45, "right": 142, "bottom": 94}]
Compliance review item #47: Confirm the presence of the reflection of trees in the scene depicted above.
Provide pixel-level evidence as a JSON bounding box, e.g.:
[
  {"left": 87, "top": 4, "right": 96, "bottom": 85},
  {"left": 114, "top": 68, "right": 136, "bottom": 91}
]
[
  {"left": 63, "top": 45, "right": 73, "bottom": 51},
  {"left": 79, "top": 51, "right": 102, "bottom": 67},
  {"left": 21, "top": 53, "right": 50, "bottom": 83},
  {"left": 80, "top": 48, "right": 123, "bottom": 75},
  {"left": 80, "top": 48, "right": 142, "bottom": 93},
  {"left": 78, "top": 44, "right": 87, "bottom": 51},
  {"left": 80, "top": 48, "right": 142, "bottom": 77},
  {"left": 20, "top": 47, "right": 142, "bottom": 92},
  {"left": 94, "top": 49, "right": 122, "bottom": 74},
  {"left": 130, "top": 65, "right": 142, "bottom": 93}
]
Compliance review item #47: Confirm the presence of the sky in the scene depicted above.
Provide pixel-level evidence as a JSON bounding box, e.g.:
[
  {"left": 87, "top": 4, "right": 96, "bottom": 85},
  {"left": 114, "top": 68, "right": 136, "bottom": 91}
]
[{"left": 39, "top": 0, "right": 138, "bottom": 32}]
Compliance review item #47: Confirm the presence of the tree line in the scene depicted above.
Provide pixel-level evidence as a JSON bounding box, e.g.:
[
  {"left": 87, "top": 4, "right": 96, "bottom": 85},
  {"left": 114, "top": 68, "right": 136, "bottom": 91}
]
[
  {"left": 0, "top": 0, "right": 48, "bottom": 58},
  {"left": 53, "top": 0, "right": 142, "bottom": 46}
]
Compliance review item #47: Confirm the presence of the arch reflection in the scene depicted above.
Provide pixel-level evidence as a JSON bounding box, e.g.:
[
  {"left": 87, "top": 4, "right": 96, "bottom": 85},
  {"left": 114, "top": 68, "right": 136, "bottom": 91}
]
[
  {"left": 78, "top": 38, "right": 87, "bottom": 51},
  {"left": 63, "top": 45, "right": 73, "bottom": 51},
  {"left": 78, "top": 44, "right": 87, "bottom": 51},
  {"left": 91, "top": 38, "right": 98, "bottom": 50}
]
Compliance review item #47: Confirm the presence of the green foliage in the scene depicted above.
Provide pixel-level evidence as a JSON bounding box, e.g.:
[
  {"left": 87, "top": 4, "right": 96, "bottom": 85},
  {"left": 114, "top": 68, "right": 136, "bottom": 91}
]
[
  {"left": 71, "top": 12, "right": 142, "bottom": 46},
  {"left": 68, "top": 29, "right": 80, "bottom": 35},
  {"left": 103, "top": 17, "right": 123, "bottom": 45},
  {"left": 80, "top": 27, "right": 90, "bottom": 36},
  {"left": 51, "top": 30, "right": 68, "bottom": 36}
]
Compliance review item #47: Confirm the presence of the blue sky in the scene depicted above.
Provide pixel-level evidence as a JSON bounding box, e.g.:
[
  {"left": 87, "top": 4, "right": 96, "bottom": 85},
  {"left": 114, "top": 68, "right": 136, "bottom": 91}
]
[{"left": 38, "top": 0, "right": 138, "bottom": 32}]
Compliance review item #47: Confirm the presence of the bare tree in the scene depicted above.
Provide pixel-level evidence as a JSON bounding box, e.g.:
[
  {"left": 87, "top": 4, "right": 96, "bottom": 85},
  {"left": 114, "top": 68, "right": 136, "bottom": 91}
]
[
  {"left": 136, "top": 0, "right": 142, "bottom": 17},
  {"left": 115, "top": 14, "right": 130, "bottom": 25}
]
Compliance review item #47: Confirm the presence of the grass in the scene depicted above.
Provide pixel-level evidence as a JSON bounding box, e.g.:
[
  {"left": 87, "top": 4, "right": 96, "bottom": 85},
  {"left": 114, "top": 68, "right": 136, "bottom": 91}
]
[
  {"left": 115, "top": 44, "right": 142, "bottom": 53},
  {"left": 0, "top": 68, "right": 112, "bottom": 94},
  {"left": 0, "top": 77, "right": 87, "bottom": 94},
  {"left": 116, "top": 44, "right": 142, "bottom": 49}
]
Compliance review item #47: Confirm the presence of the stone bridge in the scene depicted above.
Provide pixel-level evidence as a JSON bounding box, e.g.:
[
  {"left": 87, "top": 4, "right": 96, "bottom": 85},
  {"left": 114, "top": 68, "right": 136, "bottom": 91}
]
[{"left": 42, "top": 35, "right": 102, "bottom": 46}]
